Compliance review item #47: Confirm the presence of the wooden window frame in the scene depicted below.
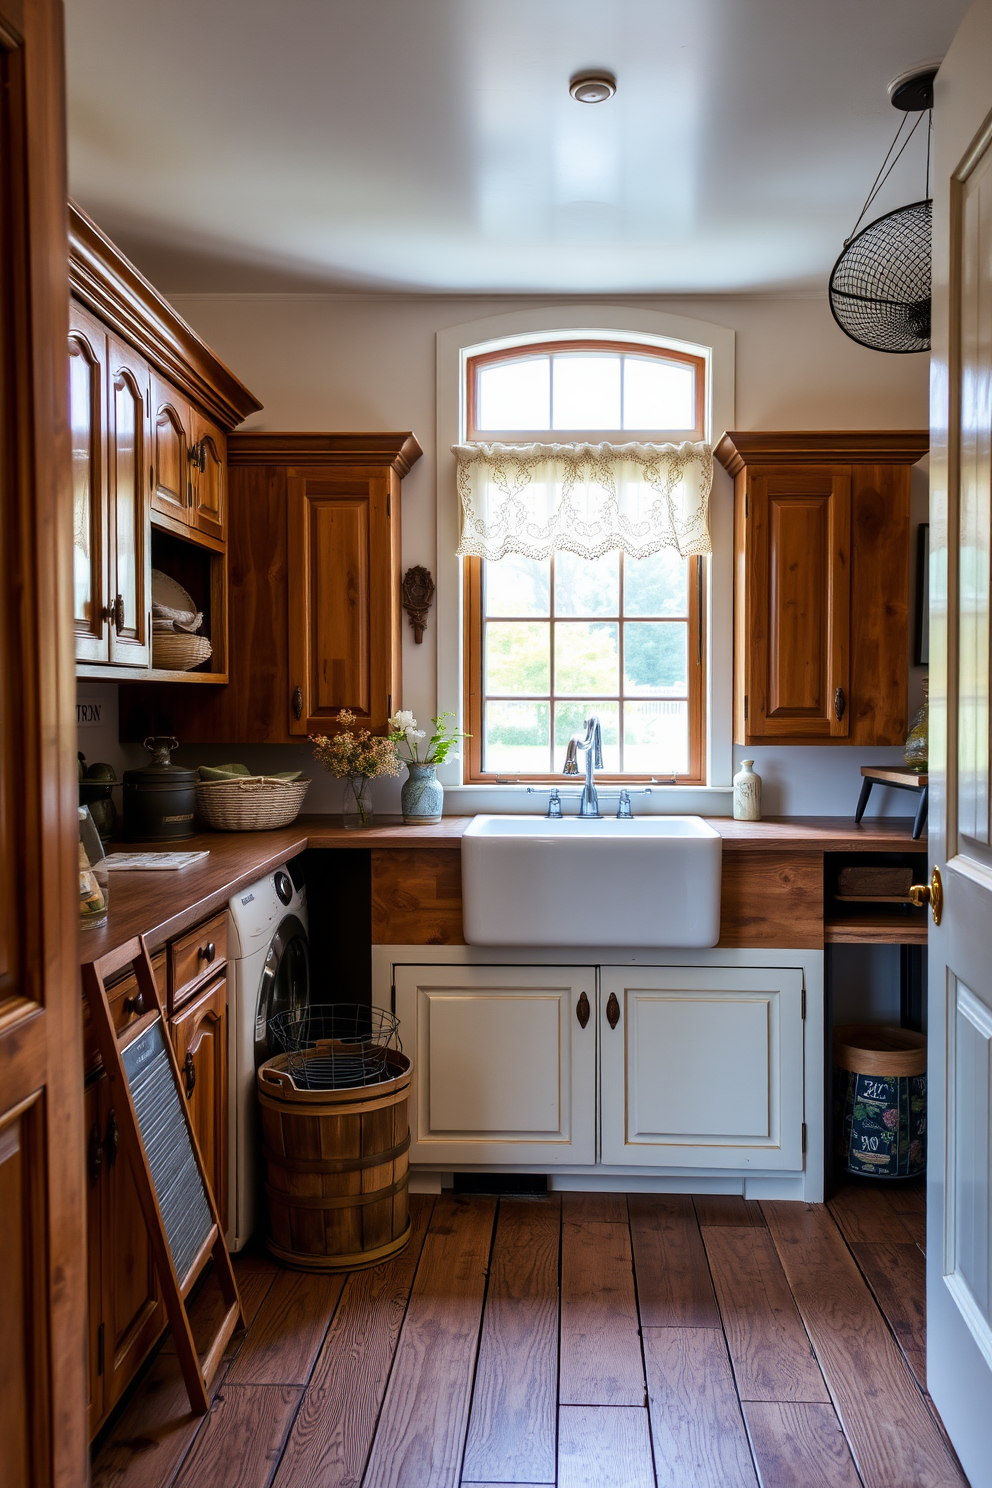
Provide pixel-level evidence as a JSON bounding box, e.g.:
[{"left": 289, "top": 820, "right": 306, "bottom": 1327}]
[
  {"left": 463, "top": 551, "right": 707, "bottom": 786},
  {"left": 466, "top": 338, "right": 707, "bottom": 444}
]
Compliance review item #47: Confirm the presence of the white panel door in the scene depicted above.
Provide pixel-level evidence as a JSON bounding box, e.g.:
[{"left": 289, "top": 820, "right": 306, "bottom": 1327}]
[
  {"left": 928, "top": 12, "right": 992, "bottom": 1478},
  {"left": 600, "top": 966, "right": 804, "bottom": 1169},
  {"left": 394, "top": 964, "right": 596, "bottom": 1165}
]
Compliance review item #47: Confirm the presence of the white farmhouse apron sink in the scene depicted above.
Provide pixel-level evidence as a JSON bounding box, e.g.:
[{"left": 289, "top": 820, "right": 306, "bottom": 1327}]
[{"left": 461, "top": 814, "right": 722, "bottom": 947}]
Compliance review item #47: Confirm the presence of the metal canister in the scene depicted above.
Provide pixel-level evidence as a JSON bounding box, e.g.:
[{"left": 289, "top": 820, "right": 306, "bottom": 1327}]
[{"left": 123, "top": 736, "right": 196, "bottom": 842}]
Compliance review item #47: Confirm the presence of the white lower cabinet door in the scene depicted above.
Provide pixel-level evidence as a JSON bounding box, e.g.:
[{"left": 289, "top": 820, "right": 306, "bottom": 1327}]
[
  {"left": 600, "top": 966, "right": 805, "bottom": 1170},
  {"left": 394, "top": 964, "right": 596, "bottom": 1165}
]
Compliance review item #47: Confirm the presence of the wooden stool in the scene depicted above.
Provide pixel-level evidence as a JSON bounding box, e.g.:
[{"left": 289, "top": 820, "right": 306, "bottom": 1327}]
[{"left": 855, "top": 765, "right": 928, "bottom": 839}]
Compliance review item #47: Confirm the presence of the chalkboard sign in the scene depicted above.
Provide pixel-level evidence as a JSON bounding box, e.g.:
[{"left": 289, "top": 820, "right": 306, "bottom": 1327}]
[
  {"left": 122, "top": 1019, "right": 214, "bottom": 1285},
  {"left": 83, "top": 935, "right": 242, "bottom": 1415}
]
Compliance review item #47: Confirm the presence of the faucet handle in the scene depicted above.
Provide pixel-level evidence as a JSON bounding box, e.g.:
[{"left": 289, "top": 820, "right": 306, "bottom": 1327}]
[{"left": 616, "top": 789, "right": 633, "bottom": 819}]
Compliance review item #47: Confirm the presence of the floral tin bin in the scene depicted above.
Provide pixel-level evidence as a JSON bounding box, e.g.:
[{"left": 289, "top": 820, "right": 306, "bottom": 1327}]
[{"left": 834, "top": 1024, "right": 927, "bottom": 1180}]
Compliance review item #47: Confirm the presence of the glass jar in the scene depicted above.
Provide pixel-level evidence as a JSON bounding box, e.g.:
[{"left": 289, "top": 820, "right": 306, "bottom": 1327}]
[
  {"left": 79, "top": 805, "right": 109, "bottom": 929},
  {"left": 904, "top": 678, "right": 929, "bottom": 770}
]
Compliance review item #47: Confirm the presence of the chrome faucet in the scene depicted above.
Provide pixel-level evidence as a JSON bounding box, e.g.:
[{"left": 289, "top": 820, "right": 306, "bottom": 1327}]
[{"left": 563, "top": 715, "right": 604, "bottom": 818}]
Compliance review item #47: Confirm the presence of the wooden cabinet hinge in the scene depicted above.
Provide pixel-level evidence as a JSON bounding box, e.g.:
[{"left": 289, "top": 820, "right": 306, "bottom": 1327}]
[
  {"left": 386, "top": 492, "right": 391, "bottom": 518},
  {"left": 97, "top": 1321, "right": 105, "bottom": 1377},
  {"left": 743, "top": 695, "right": 748, "bottom": 721},
  {"left": 744, "top": 493, "right": 749, "bottom": 518}
]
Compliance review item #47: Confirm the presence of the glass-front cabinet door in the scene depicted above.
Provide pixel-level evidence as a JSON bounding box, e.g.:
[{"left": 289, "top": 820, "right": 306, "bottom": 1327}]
[
  {"left": 69, "top": 304, "right": 108, "bottom": 662},
  {"left": 106, "top": 335, "right": 150, "bottom": 667}
]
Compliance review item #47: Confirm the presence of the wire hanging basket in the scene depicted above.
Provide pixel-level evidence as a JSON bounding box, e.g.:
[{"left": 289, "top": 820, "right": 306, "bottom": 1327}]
[
  {"left": 267, "top": 1003, "right": 401, "bottom": 1091},
  {"left": 828, "top": 198, "right": 932, "bottom": 353}
]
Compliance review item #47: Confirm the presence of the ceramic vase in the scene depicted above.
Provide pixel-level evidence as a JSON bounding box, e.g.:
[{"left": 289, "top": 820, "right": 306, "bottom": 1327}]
[
  {"left": 402, "top": 761, "right": 443, "bottom": 824},
  {"left": 903, "top": 678, "right": 929, "bottom": 769},
  {"left": 343, "top": 773, "right": 374, "bottom": 829},
  {"left": 733, "top": 758, "right": 762, "bottom": 821}
]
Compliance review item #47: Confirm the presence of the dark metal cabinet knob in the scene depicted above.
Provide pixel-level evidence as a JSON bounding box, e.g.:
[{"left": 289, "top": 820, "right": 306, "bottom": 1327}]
[
  {"left": 576, "top": 991, "right": 590, "bottom": 1028},
  {"left": 105, "top": 1110, "right": 119, "bottom": 1167},
  {"left": 199, "top": 941, "right": 216, "bottom": 964},
  {"left": 183, "top": 1051, "right": 196, "bottom": 1099},
  {"left": 834, "top": 687, "right": 846, "bottom": 721},
  {"left": 292, "top": 686, "right": 303, "bottom": 720},
  {"left": 606, "top": 992, "right": 620, "bottom": 1029}
]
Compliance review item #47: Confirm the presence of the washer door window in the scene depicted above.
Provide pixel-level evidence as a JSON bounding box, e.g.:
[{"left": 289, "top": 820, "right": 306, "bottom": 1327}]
[{"left": 254, "top": 915, "right": 309, "bottom": 1067}]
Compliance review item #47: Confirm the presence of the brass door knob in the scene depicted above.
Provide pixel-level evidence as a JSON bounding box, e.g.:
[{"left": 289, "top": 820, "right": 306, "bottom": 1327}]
[{"left": 909, "top": 866, "right": 943, "bottom": 926}]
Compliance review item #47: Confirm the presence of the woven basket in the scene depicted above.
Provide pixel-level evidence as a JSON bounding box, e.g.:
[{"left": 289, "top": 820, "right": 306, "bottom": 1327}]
[
  {"left": 196, "top": 777, "right": 310, "bottom": 831},
  {"left": 153, "top": 631, "right": 212, "bottom": 671}
]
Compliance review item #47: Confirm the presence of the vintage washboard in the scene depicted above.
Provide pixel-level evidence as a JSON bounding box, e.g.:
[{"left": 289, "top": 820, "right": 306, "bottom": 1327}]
[{"left": 83, "top": 936, "right": 242, "bottom": 1413}]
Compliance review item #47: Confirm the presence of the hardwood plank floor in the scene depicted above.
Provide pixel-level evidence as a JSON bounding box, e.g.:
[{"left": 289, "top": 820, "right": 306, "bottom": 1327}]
[
  {"left": 742, "top": 1401, "right": 862, "bottom": 1488},
  {"left": 462, "top": 1197, "right": 560, "bottom": 1484},
  {"left": 702, "top": 1225, "right": 830, "bottom": 1404},
  {"left": 559, "top": 1217, "right": 644, "bottom": 1407},
  {"left": 93, "top": 1183, "right": 968, "bottom": 1488},
  {"left": 629, "top": 1194, "right": 721, "bottom": 1328},
  {"left": 643, "top": 1326, "right": 758, "bottom": 1488},
  {"left": 272, "top": 1196, "right": 433, "bottom": 1488},
  {"left": 362, "top": 1195, "right": 496, "bottom": 1488},
  {"left": 763, "top": 1201, "right": 967, "bottom": 1488},
  {"left": 172, "top": 1385, "right": 302, "bottom": 1488},
  {"left": 557, "top": 1406, "right": 655, "bottom": 1488}
]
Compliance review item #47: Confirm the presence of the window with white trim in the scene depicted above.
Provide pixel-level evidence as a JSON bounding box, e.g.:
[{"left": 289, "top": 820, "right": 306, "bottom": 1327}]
[{"left": 460, "top": 338, "right": 710, "bottom": 784}]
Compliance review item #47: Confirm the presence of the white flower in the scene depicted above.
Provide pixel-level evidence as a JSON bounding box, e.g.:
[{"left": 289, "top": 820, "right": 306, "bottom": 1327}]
[
  {"left": 406, "top": 728, "right": 426, "bottom": 742},
  {"left": 390, "top": 710, "right": 417, "bottom": 731}
]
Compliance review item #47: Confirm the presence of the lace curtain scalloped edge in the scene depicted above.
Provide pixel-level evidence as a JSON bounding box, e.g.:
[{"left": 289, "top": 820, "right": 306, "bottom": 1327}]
[{"left": 453, "top": 440, "right": 714, "bottom": 562}]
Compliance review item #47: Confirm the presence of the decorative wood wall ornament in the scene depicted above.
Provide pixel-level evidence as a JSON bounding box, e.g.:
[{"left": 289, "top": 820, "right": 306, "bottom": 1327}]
[{"left": 402, "top": 566, "right": 435, "bottom": 643}]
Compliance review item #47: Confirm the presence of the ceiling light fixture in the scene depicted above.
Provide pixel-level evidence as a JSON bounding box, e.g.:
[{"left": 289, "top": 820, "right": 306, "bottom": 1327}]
[{"left": 569, "top": 70, "right": 616, "bottom": 104}]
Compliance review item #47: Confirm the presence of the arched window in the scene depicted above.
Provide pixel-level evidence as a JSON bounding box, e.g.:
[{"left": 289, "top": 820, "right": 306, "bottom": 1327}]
[{"left": 462, "top": 337, "right": 708, "bottom": 784}]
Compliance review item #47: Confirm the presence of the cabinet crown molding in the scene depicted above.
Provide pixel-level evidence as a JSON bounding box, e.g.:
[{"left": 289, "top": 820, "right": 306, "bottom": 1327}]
[
  {"left": 69, "top": 201, "right": 262, "bottom": 430},
  {"left": 714, "top": 429, "right": 930, "bottom": 477},
  {"left": 227, "top": 431, "right": 423, "bottom": 475}
]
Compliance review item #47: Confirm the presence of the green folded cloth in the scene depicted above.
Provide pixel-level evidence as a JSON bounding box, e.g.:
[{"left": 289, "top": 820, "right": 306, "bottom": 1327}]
[{"left": 197, "top": 763, "right": 302, "bottom": 782}]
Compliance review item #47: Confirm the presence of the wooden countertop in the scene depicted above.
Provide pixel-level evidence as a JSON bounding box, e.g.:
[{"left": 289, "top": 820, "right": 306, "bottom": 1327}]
[{"left": 79, "top": 813, "right": 925, "bottom": 966}]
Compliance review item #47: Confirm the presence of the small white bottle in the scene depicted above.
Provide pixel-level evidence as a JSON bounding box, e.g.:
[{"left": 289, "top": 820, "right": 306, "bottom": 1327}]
[{"left": 733, "top": 758, "right": 762, "bottom": 821}]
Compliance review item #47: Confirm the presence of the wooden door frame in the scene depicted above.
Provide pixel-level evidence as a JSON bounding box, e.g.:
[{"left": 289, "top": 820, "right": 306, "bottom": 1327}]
[{"left": 0, "top": 0, "right": 88, "bottom": 1481}]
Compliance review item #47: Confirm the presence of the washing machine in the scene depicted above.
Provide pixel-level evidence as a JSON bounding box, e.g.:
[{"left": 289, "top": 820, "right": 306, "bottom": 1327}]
[{"left": 227, "top": 860, "right": 309, "bottom": 1250}]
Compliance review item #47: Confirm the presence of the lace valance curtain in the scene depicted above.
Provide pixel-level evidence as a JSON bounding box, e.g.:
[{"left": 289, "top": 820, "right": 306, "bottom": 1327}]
[{"left": 453, "top": 440, "right": 713, "bottom": 562}]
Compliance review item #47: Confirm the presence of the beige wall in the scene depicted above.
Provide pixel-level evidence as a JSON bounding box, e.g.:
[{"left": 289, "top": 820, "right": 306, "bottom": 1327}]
[{"left": 144, "top": 291, "right": 928, "bottom": 816}]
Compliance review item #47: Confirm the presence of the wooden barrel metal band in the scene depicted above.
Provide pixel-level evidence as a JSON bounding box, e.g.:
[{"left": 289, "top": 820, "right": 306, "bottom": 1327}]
[
  {"left": 257, "top": 1084, "right": 410, "bottom": 1119},
  {"left": 262, "top": 1132, "right": 411, "bottom": 1174},
  {"left": 265, "top": 1174, "right": 407, "bottom": 1210}
]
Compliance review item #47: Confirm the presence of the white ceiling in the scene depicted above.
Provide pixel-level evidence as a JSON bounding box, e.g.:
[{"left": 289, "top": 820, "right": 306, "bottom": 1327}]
[{"left": 64, "top": 0, "right": 967, "bottom": 296}]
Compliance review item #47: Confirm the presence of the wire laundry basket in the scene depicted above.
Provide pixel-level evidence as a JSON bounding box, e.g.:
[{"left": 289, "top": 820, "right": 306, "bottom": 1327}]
[{"left": 267, "top": 1004, "right": 401, "bottom": 1090}]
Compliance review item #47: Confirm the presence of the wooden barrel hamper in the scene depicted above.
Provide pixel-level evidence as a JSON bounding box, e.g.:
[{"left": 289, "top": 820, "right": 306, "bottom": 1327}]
[{"left": 257, "top": 1047, "right": 411, "bottom": 1271}]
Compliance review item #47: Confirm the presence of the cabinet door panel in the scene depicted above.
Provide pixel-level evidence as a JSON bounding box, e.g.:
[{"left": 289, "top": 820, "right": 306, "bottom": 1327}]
[
  {"left": 394, "top": 964, "right": 596, "bottom": 1166},
  {"left": 107, "top": 337, "right": 150, "bottom": 666},
  {"left": 150, "top": 374, "right": 189, "bottom": 525},
  {"left": 287, "top": 469, "right": 395, "bottom": 735},
  {"left": 99, "top": 1078, "right": 164, "bottom": 1414},
  {"left": 600, "top": 966, "right": 804, "bottom": 1170},
  {"left": 0, "top": 1094, "right": 49, "bottom": 1488},
  {"left": 169, "top": 973, "right": 227, "bottom": 1228},
  {"left": 747, "top": 471, "right": 850, "bottom": 739},
  {"left": 189, "top": 411, "right": 226, "bottom": 542},
  {"left": 69, "top": 306, "right": 108, "bottom": 662}
]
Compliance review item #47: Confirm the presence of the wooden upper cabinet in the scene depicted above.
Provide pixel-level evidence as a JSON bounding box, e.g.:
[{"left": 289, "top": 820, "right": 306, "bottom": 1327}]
[
  {"left": 746, "top": 469, "right": 851, "bottom": 740},
  {"left": 189, "top": 411, "right": 226, "bottom": 542},
  {"left": 106, "top": 336, "right": 151, "bottom": 666},
  {"left": 716, "top": 431, "right": 929, "bottom": 747},
  {"left": 118, "top": 435, "right": 422, "bottom": 744},
  {"left": 69, "top": 304, "right": 109, "bottom": 662},
  {"left": 150, "top": 373, "right": 190, "bottom": 525},
  {"left": 287, "top": 467, "right": 395, "bottom": 735}
]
